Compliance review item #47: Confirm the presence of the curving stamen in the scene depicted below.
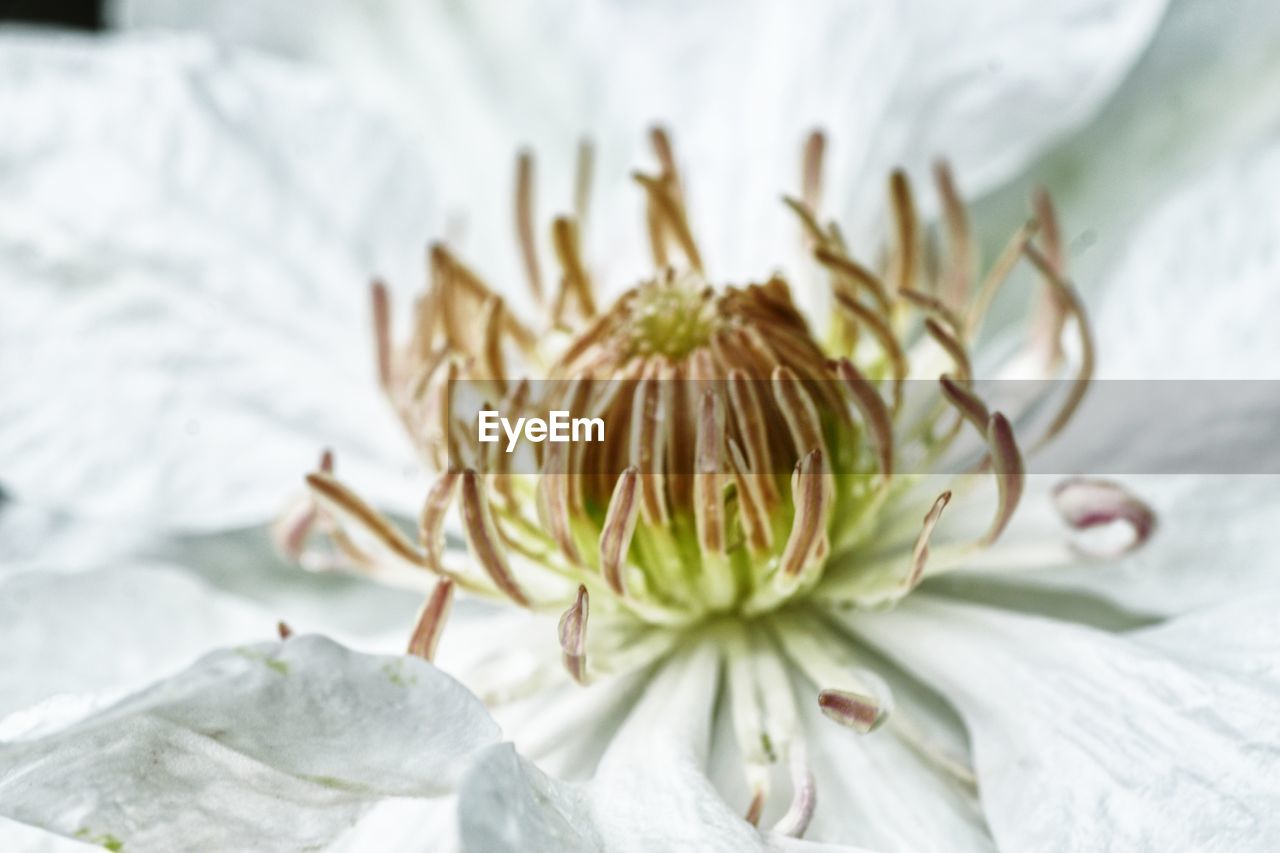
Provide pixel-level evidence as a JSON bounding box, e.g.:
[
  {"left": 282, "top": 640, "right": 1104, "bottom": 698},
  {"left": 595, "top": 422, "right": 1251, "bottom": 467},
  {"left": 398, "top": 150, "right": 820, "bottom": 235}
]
[
  {"left": 1052, "top": 477, "right": 1156, "bottom": 557},
  {"left": 479, "top": 294, "right": 507, "bottom": 394},
  {"left": 835, "top": 359, "right": 893, "bottom": 482},
  {"left": 515, "top": 149, "right": 544, "bottom": 303},
  {"left": 694, "top": 391, "right": 726, "bottom": 555},
  {"left": 728, "top": 439, "right": 774, "bottom": 553},
  {"left": 552, "top": 216, "right": 597, "bottom": 319},
  {"left": 923, "top": 317, "right": 973, "bottom": 383},
  {"left": 982, "top": 413, "right": 1025, "bottom": 545},
  {"left": 407, "top": 578, "right": 455, "bottom": 662},
  {"left": 538, "top": 441, "right": 582, "bottom": 564},
  {"left": 273, "top": 449, "right": 334, "bottom": 561},
  {"left": 1023, "top": 242, "right": 1096, "bottom": 450},
  {"left": 1030, "top": 188, "right": 1067, "bottom": 369},
  {"left": 629, "top": 361, "right": 671, "bottom": 525},
  {"left": 782, "top": 196, "right": 827, "bottom": 246},
  {"left": 460, "top": 470, "right": 531, "bottom": 606},
  {"left": 900, "top": 287, "right": 965, "bottom": 337},
  {"left": 633, "top": 172, "right": 704, "bottom": 273},
  {"left": 772, "top": 366, "right": 827, "bottom": 460},
  {"left": 814, "top": 247, "right": 893, "bottom": 319},
  {"left": 887, "top": 169, "right": 919, "bottom": 294},
  {"left": 772, "top": 743, "right": 816, "bottom": 838},
  {"left": 600, "top": 466, "right": 641, "bottom": 595},
  {"left": 939, "top": 374, "right": 990, "bottom": 434},
  {"left": 907, "top": 491, "right": 951, "bottom": 589},
  {"left": 725, "top": 368, "right": 779, "bottom": 507},
  {"left": 933, "top": 159, "right": 972, "bottom": 309},
  {"left": 419, "top": 468, "right": 461, "bottom": 575},
  {"left": 780, "top": 449, "right": 831, "bottom": 579},
  {"left": 966, "top": 220, "right": 1038, "bottom": 340},
  {"left": 802, "top": 129, "right": 826, "bottom": 218},
  {"left": 817, "top": 688, "right": 885, "bottom": 734},
  {"left": 832, "top": 289, "right": 906, "bottom": 411},
  {"left": 557, "top": 584, "right": 590, "bottom": 684},
  {"left": 371, "top": 279, "right": 393, "bottom": 391}
]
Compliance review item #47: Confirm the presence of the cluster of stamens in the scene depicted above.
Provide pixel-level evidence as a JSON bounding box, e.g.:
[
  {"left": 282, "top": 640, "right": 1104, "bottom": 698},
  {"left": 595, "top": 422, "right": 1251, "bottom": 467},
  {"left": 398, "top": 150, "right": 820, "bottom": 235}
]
[{"left": 274, "top": 126, "right": 1155, "bottom": 836}]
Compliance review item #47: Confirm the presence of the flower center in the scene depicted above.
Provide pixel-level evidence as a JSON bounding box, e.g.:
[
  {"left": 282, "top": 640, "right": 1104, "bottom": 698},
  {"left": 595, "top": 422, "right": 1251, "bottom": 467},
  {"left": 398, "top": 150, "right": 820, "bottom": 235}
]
[{"left": 622, "top": 275, "right": 719, "bottom": 360}]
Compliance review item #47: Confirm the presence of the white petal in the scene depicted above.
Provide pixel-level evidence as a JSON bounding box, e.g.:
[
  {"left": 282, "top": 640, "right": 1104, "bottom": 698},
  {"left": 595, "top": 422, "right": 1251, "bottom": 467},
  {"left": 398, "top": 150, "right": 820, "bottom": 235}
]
[
  {"left": 119, "top": 0, "right": 1163, "bottom": 279},
  {"left": 1095, "top": 135, "right": 1280, "bottom": 378},
  {"left": 0, "top": 34, "right": 432, "bottom": 529},
  {"left": 457, "top": 644, "right": 785, "bottom": 853},
  {"left": 852, "top": 595, "right": 1280, "bottom": 850},
  {"left": 0, "top": 566, "right": 273, "bottom": 719},
  {"left": 950, "top": 474, "right": 1280, "bottom": 618},
  {"left": 0, "top": 636, "right": 500, "bottom": 851},
  {"left": 978, "top": 0, "right": 1280, "bottom": 301}
]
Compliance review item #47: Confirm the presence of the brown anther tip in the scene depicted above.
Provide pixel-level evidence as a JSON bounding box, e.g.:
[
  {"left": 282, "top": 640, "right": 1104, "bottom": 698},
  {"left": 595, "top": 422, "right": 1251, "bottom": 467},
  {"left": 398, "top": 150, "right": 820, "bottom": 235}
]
[
  {"left": 557, "top": 584, "right": 590, "bottom": 685},
  {"left": 983, "top": 412, "right": 1025, "bottom": 546},
  {"left": 908, "top": 491, "right": 951, "bottom": 589},
  {"left": 818, "top": 688, "right": 884, "bottom": 733},
  {"left": 318, "top": 448, "right": 334, "bottom": 474},
  {"left": 744, "top": 787, "right": 766, "bottom": 826},
  {"left": 407, "top": 578, "right": 455, "bottom": 662},
  {"left": 276, "top": 621, "right": 293, "bottom": 640},
  {"left": 1052, "top": 477, "right": 1156, "bottom": 556}
]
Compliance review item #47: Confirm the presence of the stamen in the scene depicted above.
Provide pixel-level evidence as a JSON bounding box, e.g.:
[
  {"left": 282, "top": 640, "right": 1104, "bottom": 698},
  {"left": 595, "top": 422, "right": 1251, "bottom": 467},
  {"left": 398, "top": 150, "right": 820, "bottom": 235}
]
[
  {"left": 782, "top": 196, "right": 827, "bottom": 245},
  {"left": 832, "top": 289, "right": 906, "bottom": 411},
  {"left": 419, "top": 468, "right": 461, "bottom": 574},
  {"left": 649, "top": 125, "right": 680, "bottom": 189},
  {"left": 1030, "top": 188, "right": 1067, "bottom": 369},
  {"left": 802, "top": 130, "right": 826, "bottom": 217},
  {"left": 407, "top": 578, "right": 455, "bottom": 662},
  {"left": 966, "top": 220, "right": 1038, "bottom": 339},
  {"left": 933, "top": 160, "right": 972, "bottom": 309},
  {"left": 899, "top": 287, "right": 964, "bottom": 337},
  {"left": 771, "top": 743, "right": 816, "bottom": 838},
  {"left": 835, "top": 359, "right": 893, "bottom": 481},
  {"left": 629, "top": 361, "right": 670, "bottom": 525},
  {"left": 371, "top": 279, "right": 393, "bottom": 390},
  {"left": 887, "top": 169, "right": 919, "bottom": 294},
  {"left": 272, "top": 449, "right": 334, "bottom": 561},
  {"left": 600, "top": 466, "right": 641, "bottom": 595},
  {"left": 772, "top": 366, "right": 826, "bottom": 460},
  {"left": 1023, "top": 242, "right": 1096, "bottom": 450},
  {"left": 725, "top": 368, "right": 779, "bottom": 507},
  {"left": 939, "top": 374, "right": 990, "bottom": 433},
  {"left": 574, "top": 138, "right": 595, "bottom": 236},
  {"left": 460, "top": 470, "right": 531, "bottom": 606},
  {"left": 728, "top": 439, "right": 774, "bottom": 553},
  {"left": 539, "top": 441, "right": 582, "bottom": 564},
  {"left": 479, "top": 294, "right": 507, "bottom": 393},
  {"left": 515, "top": 149, "right": 544, "bottom": 303},
  {"left": 557, "top": 584, "right": 590, "bottom": 684},
  {"left": 907, "top": 491, "right": 951, "bottom": 589},
  {"left": 817, "top": 688, "right": 885, "bottom": 734},
  {"left": 779, "top": 449, "right": 831, "bottom": 579},
  {"left": 552, "top": 216, "right": 598, "bottom": 318},
  {"left": 693, "top": 391, "right": 726, "bottom": 555},
  {"left": 923, "top": 317, "right": 973, "bottom": 383},
  {"left": 276, "top": 621, "right": 293, "bottom": 640},
  {"left": 633, "top": 172, "right": 704, "bottom": 272},
  {"left": 813, "top": 247, "right": 893, "bottom": 318},
  {"left": 1052, "top": 477, "right": 1156, "bottom": 556},
  {"left": 983, "top": 413, "right": 1025, "bottom": 545},
  {"left": 306, "top": 472, "right": 424, "bottom": 570}
]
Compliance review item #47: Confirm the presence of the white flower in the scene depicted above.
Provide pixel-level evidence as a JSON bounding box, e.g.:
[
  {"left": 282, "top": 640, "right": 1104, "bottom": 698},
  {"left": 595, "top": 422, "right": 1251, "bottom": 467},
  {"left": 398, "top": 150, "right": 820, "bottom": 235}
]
[{"left": 3, "top": 3, "right": 1280, "bottom": 850}]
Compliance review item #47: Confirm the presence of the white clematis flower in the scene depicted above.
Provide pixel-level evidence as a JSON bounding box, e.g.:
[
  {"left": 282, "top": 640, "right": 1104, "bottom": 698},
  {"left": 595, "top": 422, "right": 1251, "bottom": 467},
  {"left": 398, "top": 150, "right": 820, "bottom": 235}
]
[{"left": 3, "top": 4, "right": 1280, "bottom": 850}]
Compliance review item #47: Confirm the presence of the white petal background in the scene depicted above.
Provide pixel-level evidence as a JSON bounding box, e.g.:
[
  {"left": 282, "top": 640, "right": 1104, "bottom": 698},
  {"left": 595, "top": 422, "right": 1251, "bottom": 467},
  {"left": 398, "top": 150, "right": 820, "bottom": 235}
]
[{"left": 2, "top": 0, "right": 1280, "bottom": 850}]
